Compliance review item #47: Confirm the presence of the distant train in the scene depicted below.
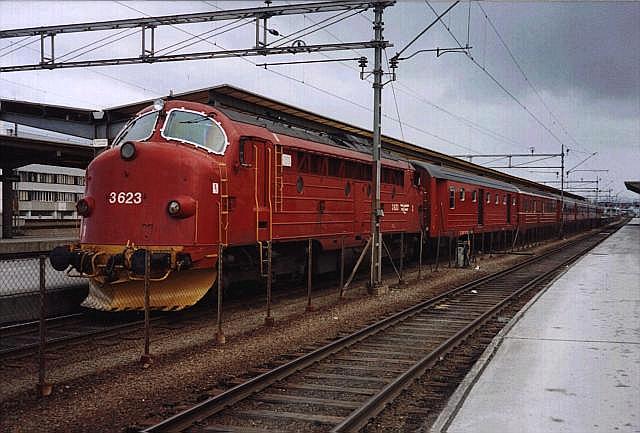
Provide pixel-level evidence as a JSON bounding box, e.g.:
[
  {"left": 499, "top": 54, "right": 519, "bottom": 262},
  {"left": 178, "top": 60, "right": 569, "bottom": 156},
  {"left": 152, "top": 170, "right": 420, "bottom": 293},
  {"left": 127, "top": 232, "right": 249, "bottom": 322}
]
[{"left": 49, "top": 97, "right": 612, "bottom": 311}]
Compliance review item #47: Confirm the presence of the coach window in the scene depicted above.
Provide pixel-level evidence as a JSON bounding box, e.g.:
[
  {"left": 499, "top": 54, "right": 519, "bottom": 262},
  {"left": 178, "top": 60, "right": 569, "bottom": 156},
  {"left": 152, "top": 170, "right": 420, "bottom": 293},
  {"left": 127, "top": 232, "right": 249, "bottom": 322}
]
[
  {"left": 449, "top": 187, "right": 455, "bottom": 209},
  {"left": 486, "top": 192, "right": 491, "bottom": 204},
  {"left": 503, "top": 195, "right": 507, "bottom": 205},
  {"left": 459, "top": 188, "right": 465, "bottom": 201},
  {"left": 495, "top": 194, "right": 499, "bottom": 205},
  {"left": 512, "top": 197, "right": 516, "bottom": 206},
  {"left": 472, "top": 190, "right": 477, "bottom": 202}
]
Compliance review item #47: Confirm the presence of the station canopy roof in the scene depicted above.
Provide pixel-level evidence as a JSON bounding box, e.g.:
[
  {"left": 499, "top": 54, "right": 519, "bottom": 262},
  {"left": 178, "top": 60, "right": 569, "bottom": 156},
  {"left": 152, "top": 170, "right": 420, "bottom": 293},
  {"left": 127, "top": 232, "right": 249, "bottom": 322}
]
[{"left": 625, "top": 181, "right": 640, "bottom": 195}]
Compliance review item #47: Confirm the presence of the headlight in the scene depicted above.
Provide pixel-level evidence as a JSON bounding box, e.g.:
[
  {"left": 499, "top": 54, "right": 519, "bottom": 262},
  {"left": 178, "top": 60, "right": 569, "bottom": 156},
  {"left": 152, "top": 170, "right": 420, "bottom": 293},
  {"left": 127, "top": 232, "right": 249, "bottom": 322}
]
[
  {"left": 167, "top": 200, "right": 181, "bottom": 216},
  {"left": 153, "top": 99, "right": 165, "bottom": 111},
  {"left": 120, "top": 141, "right": 136, "bottom": 160},
  {"left": 76, "top": 197, "right": 94, "bottom": 216},
  {"left": 166, "top": 196, "right": 196, "bottom": 218}
]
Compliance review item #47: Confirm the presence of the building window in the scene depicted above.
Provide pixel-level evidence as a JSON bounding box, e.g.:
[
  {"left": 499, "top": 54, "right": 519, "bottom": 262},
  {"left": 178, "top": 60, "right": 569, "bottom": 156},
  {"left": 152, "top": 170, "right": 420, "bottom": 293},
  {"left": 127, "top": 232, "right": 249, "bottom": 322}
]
[
  {"left": 487, "top": 193, "right": 491, "bottom": 204},
  {"left": 503, "top": 195, "right": 507, "bottom": 205},
  {"left": 472, "top": 190, "right": 477, "bottom": 202},
  {"left": 495, "top": 194, "right": 499, "bottom": 205},
  {"left": 449, "top": 187, "right": 455, "bottom": 209},
  {"left": 459, "top": 188, "right": 465, "bottom": 201},
  {"left": 512, "top": 197, "right": 516, "bottom": 206}
]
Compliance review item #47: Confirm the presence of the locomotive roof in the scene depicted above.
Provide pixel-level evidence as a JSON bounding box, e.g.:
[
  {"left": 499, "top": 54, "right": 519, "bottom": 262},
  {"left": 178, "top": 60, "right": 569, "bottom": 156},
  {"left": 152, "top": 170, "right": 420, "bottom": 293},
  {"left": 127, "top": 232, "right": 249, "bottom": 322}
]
[
  {"left": 219, "top": 106, "right": 402, "bottom": 161},
  {"left": 411, "top": 160, "right": 519, "bottom": 193}
]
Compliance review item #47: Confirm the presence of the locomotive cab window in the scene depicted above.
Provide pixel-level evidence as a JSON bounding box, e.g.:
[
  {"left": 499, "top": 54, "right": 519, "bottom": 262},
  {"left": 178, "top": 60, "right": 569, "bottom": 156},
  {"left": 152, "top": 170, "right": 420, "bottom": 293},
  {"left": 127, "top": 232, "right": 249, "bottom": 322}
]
[
  {"left": 239, "top": 139, "right": 254, "bottom": 166},
  {"left": 162, "top": 109, "right": 228, "bottom": 154},
  {"left": 113, "top": 110, "right": 159, "bottom": 146},
  {"left": 449, "top": 187, "right": 455, "bottom": 209}
]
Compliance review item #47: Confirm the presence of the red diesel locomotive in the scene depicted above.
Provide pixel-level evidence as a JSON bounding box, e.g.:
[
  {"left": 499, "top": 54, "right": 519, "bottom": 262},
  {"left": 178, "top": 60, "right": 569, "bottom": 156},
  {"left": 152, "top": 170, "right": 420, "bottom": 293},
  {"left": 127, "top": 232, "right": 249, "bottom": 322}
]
[{"left": 49, "top": 97, "right": 603, "bottom": 311}]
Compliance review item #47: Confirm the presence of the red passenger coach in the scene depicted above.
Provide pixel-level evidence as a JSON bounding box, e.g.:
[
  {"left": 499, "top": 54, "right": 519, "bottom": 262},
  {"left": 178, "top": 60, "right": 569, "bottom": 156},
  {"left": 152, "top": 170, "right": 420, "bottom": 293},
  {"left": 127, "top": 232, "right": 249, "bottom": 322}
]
[{"left": 411, "top": 161, "right": 518, "bottom": 238}]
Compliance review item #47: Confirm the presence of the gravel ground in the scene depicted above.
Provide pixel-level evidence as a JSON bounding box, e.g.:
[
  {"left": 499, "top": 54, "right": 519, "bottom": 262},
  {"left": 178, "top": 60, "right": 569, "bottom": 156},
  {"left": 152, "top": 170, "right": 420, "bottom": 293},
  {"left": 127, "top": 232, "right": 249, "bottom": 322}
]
[{"left": 0, "top": 231, "right": 593, "bottom": 433}]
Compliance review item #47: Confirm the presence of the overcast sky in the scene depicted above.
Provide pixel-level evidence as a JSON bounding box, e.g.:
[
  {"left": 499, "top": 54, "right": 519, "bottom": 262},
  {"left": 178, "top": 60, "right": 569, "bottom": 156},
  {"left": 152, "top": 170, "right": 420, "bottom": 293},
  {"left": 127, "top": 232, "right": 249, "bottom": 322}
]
[{"left": 1, "top": 1, "right": 638, "bottom": 201}]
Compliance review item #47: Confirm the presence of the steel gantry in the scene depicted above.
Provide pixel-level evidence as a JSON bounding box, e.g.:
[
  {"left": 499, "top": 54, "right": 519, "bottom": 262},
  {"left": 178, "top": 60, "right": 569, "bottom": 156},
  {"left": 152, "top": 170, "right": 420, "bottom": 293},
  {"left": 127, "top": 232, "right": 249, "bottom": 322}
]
[{"left": 0, "top": 1, "right": 393, "bottom": 72}]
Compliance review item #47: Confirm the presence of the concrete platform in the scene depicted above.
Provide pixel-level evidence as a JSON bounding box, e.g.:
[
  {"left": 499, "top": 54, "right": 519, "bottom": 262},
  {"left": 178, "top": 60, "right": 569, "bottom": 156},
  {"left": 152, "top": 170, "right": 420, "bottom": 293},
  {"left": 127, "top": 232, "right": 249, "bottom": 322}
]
[
  {"left": 432, "top": 219, "right": 640, "bottom": 433},
  {"left": 0, "top": 235, "right": 77, "bottom": 256}
]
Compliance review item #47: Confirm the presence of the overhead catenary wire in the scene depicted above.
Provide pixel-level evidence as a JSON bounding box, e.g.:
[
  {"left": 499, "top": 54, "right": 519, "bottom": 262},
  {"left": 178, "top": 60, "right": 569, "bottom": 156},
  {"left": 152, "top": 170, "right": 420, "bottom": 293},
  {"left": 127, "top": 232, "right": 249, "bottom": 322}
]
[
  {"left": 475, "top": 2, "right": 591, "bottom": 154},
  {"left": 384, "top": 48, "right": 405, "bottom": 141},
  {"left": 280, "top": 1, "right": 518, "bottom": 154},
  {"left": 392, "top": 1, "right": 460, "bottom": 61},
  {"left": 0, "top": 36, "right": 39, "bottom": 57},
  {"left": 425, "top": 0, "right": 568, "bottom": 150}
]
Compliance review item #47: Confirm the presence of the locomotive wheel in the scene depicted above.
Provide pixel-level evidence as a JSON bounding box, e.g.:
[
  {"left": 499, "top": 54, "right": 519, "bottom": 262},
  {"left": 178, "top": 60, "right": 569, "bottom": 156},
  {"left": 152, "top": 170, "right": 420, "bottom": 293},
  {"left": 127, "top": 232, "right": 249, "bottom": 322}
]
[{"left": 81, "top": 268, "right": 217, "bottom": 311}]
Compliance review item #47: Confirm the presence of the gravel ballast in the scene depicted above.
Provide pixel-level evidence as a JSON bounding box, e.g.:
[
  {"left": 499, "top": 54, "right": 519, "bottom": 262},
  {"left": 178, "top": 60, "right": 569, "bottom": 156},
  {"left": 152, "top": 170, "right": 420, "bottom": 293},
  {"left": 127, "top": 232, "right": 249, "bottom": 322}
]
[{"left": 0, "top": 231, "right": 594, "bottom": 433}]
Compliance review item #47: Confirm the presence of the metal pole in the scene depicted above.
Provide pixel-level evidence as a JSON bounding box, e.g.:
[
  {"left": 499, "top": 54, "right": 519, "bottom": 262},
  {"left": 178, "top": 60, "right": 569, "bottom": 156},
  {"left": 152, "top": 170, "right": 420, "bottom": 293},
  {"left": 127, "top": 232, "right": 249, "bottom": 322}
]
[
  {"left": 36, "top": 256, "right": 51, "bottom": 397},
  {"left": 370, "top": 4, "right": 384, "bottom": 290},
  {"left": 141, "top": 249, "right": 152, "bottom": 366},
  {"left": 265, "top": 241, "right": 274, "bottom": 326},
  {"left": 215, "top": 246, "right": 225, "bottom": 344},
  {"left": 560, "top": 143, "right": 565, "bottom": 237},
  {"left": 399, "top": 232, "right": 405, "bottom": 284},
  {"left": 418, "top": 229, "right": 423, "bottom": 279},
  {"left": 339, "top": 237, "right": 345, "bottom": 299},
  {"left": 306, "top": 239, "right": 315, "bottom": 312}
]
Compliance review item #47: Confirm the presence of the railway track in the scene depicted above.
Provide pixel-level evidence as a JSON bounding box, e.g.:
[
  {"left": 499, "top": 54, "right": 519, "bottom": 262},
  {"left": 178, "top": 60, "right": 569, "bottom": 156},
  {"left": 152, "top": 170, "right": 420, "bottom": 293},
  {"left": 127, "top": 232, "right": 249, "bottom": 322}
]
[
  {"left": 139, "top": 226, "right": 620, "bottom": 433},
  {"left": 0, "top": 312, "right": 152, "bottom": 359},
  {"left": 0, "top": 267, "right": 363, "bottom": 360}
]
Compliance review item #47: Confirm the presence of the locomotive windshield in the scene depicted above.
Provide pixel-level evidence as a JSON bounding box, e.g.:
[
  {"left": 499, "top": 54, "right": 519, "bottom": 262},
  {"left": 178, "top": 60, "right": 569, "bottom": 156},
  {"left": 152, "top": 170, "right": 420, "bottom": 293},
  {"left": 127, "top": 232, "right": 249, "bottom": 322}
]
[
  {"left": 113, "top": 110, "right": 159, "bottom": 146},
  {"left": 162, "top": 109, "right": 228, "bottom": 154}
]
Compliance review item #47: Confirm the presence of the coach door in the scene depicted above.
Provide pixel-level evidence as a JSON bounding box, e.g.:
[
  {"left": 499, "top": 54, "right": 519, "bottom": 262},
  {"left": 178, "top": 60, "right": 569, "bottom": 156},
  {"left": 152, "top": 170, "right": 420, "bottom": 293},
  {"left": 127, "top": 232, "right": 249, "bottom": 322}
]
[
  {"left": 240, "top": 136, "right": 274, "bottom": 241},
  {"left": 507, "top": 194, "right": 512, "bottom": 223},
  {"left": 478, "top": 189, "right": 484, "bottom": 225}
]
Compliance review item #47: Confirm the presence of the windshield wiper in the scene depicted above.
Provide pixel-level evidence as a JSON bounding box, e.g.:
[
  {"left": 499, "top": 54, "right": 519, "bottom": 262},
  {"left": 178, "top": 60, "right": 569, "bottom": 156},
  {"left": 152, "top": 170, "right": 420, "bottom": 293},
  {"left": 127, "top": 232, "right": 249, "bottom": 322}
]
[{"left": 179, "top": 118, "right": 210, "bottom": 124}]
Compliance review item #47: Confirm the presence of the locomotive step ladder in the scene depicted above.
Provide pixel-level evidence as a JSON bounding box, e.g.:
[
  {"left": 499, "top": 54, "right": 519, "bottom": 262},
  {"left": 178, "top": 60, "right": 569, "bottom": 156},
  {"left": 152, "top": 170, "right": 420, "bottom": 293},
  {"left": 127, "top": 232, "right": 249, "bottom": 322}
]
[
  {"left": 218, "top": 163, "right": 229, "bottom": 246},
  {"left": 258, "top": 240, "right": 271, "bottom": 278},
  {"left": 274, "top": 144, "right": 284, "bottom": 212}
]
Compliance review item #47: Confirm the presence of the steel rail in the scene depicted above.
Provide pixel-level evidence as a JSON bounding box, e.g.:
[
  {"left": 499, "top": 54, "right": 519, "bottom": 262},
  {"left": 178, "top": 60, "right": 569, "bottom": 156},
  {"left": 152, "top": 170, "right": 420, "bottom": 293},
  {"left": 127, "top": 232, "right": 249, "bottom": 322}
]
[
  {"left": 331, "top": 229, "right": 616, "bottom": 432},
  {"left": 141, "top": 226, "right": 619, "bottom": 433}
]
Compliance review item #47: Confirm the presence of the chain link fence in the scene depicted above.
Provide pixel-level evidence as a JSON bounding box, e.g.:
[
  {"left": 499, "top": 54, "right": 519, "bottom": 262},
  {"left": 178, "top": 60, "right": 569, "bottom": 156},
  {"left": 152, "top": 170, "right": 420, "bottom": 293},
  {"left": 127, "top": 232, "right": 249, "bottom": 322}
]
[{"left": 0, "top": 256, "right": 88, "bottom": 325}]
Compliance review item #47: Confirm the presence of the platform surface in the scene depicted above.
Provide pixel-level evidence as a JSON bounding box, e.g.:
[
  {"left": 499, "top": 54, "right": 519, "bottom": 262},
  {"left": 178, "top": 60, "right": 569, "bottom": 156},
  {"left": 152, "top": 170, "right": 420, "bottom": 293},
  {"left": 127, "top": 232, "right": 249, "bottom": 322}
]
[
  {"left": 435, "top": 219, "right": 640, "bottom": 433},
  {"left": 0, "top": 235, "right": 77, "bottom": 255}
]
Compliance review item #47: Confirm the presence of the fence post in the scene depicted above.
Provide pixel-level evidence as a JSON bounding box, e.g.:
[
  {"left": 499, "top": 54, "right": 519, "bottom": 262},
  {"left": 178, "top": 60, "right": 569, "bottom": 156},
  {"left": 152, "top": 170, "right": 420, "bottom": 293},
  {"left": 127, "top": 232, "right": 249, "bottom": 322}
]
[
  {"left": 215, "top": 246, "right": 225, "bottom": 344},
  {"left": 305, "top": 239, "right": 315, "bottom": 312},
  {"left": 140, "top": 249, "right": 152, "bottom": 367},
  {"left": 418, "top": 230, "right": 423, "bottom": 280},
  {"left": 36, "top": 255, "right": 52, "bottom": 397},
  {"left": 339, "top": 237, "right": 345, "bottom": 299}
]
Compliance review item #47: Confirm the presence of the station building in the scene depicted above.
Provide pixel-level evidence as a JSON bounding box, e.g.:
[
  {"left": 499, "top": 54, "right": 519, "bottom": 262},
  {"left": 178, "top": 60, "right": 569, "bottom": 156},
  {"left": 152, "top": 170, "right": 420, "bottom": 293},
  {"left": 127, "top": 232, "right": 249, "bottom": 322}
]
[{"left": 0, "top": 123, "right": 86, "bottom": 232}]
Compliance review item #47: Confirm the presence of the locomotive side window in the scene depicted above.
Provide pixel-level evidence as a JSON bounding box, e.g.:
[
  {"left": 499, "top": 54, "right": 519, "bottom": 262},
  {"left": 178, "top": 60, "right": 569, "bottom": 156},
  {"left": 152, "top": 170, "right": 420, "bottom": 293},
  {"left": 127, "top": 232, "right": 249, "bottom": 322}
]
[
  {"left": 328, "top": 158, "right": 343, "bottom": 177},
  {"left": 162, "top": 109, "right": 228, "bottom": 154},
  {"left": 113, "top": 110, "right": 159, "bottom": 146},
  {"left": 449, "top": 187, "right": 455, "bottom": 209},
  {"left": 297, "top": 152, "right": 310, "bottom": 172}
]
